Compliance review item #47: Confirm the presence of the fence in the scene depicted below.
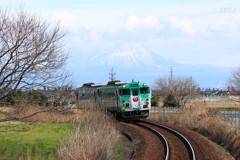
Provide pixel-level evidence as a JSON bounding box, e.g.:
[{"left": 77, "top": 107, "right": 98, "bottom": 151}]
[{"left": 195, "top": 95, "right": 240, "bottom": 103}]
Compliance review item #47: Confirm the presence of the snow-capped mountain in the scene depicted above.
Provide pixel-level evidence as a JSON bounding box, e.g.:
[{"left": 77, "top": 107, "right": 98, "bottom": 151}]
[
  {"left": 68, "top": 42, "right": 233, "bottom": 89},
  {"left": 90, "top": 43, "right": 153, "bottom": 66},
  {"left": 76, "top": 42, "right": 175, "bottom": 68}
]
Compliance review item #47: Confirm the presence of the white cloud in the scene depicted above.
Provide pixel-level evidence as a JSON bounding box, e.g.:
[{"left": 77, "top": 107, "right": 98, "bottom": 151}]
[
  {"left": 53, "top": 9, "right": 75, "bottom": 28},
  {"left": 195, "top": 16, "right": 240, "bottom": 38},
  {"left": 125, "top": 15, "right": 159, "bottom": 31},
  {"left": 169, "top": 17, "right": 195, "bottom": 36},
  {"left": 210, "top": 19, "right": 238, "bottom": 32},
  {"left": 54, "top": 9, "right": 74, "bottom": 21}
]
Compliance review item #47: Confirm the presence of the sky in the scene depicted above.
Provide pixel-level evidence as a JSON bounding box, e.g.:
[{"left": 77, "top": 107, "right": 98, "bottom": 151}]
[{"left": 1, "top": 0, "right": 240, "bottom": 67}]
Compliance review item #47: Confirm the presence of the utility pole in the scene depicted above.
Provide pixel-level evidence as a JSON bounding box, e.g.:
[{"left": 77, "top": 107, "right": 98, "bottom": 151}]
[
  {"left": 109, "top": 67, "right": 116, "bottom": 81},
  {"left": 190, "top": 76, "right": 192, "bottom": 108},
  {"left": 169, "top": 67, "right": 173, "bottom": 93}
]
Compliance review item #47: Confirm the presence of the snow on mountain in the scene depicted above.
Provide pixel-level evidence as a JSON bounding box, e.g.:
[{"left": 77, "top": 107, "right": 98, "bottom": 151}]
[
  {"left": 68, "top": 42, "right": 233, "bottom": 89},
  {"left": 76, "top": 42, "right": 172, "bottom": 67}
]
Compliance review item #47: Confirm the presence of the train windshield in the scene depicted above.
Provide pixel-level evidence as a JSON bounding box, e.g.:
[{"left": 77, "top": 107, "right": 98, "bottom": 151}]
[
  {"left": 119, "top": 89, "right": 130, "bottom": 95},
  {"left": 132, "top": 89, "right": 138, "bottom": 96},
  {"left": 140, "top": 87, "right": 150, "bottom": 94}
]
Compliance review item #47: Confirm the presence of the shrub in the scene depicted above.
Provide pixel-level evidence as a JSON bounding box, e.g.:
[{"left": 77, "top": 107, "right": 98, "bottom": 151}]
[
  {"left": 151, "top": 94, "right": 159, "bottom": 107},
  {"left": 6, "top": 90, "right": 27, "bottom": 105},
  {"left": 46, "top": 102, "right": 53, "bottom": 107},
  {"left": 54, "top": 102, "right": 61, "bottom": 107},
  {"left": 163, "top": 94, "right": 177, "bottom": 107},
  {"left": 5, "top": 90, "right": 48, "bottom": 106}
]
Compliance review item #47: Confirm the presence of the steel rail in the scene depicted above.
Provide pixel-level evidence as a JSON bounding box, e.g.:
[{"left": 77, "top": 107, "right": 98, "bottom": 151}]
[
  {"left": 133, "top": 122, "right": 169, "bottom": 160},
  {"left": 121, "top": 131, "right": 135, "bottom": 160},
  {"left": 140, "top": 120, "right": 196, "bottom": 160}
]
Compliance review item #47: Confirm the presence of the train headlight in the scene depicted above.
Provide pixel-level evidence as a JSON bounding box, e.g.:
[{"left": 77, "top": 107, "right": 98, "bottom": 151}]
[{"left": 143, "top": 83, "right": 146, "bottom": 86}]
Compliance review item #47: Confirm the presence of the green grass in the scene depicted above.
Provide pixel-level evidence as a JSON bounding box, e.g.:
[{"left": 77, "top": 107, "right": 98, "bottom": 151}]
[
  {"left": 113, "top": 141, "right": 126, "bottom": 160},
  {"left": 0, "top": 122, "right": 74, "bottom": 160}
]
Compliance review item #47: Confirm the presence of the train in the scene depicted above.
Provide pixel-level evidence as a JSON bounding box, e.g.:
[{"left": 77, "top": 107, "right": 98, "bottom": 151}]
[{"left": 76, "top": 80, "right": 151, "bottom": 120}]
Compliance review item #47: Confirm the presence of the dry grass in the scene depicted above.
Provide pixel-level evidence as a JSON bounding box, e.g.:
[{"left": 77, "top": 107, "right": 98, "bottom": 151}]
[
  {"left": 186, "top": 100, "right": 240, "bottom": 109},
  {"left": 57, "top": 108, "right": 120, "bottom": 160},
  {"left": 206, "top": 102, "right": 240, "bottom": 108},
  {"left": 149, "top": 101, "right": 240, "bottom": 159},
  {"left": 196, "top": 110, "right": 234, "bottom": 145},
  {"left": 0, "top": 104, "right": 85, "bottom": 122},
  {"left": 228, "top": 134, "right": 240, "bottom": 158}
]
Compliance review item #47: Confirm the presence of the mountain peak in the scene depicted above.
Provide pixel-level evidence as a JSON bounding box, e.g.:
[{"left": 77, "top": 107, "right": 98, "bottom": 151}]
[
  {"left": 78, "top": 42, "right": 162, "bottom": 67},
  {"left": 108, "top": 42, "right": 149, "bottom": 53}
]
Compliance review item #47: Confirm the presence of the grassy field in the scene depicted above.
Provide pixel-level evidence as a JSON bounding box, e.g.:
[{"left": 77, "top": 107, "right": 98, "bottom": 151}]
[
  {"left": 0, "top": 122, "right": 74, "bottom": 160},
  {"left": 0, "top": 106, "right": 124, "bottom": 160}
]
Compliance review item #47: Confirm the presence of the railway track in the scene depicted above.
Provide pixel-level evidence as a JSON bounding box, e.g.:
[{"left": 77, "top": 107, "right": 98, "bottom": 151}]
[
  {"left": 120, "top": 120, "right": 196, "bottom": 160},
  {"left": 136, "top": 119, "right": 195, "bottom": 160},
  {"left": 120, "top": 119, "right": 235, "bottom": 160},
  {"left": 132, "top": 121, "right": 170, "bottom": 160}
]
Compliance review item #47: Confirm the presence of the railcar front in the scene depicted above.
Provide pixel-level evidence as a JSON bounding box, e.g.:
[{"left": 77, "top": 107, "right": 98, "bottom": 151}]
[{"left": 117, "top": 81, "right": 151, "bottom": 120}]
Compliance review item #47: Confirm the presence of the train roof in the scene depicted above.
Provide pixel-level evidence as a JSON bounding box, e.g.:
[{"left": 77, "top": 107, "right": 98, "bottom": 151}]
[
  {"left": 79, "top": 80, "right": 150, "bottom": 89},
  {"left": 106, "top": 80, "right": 128, "bottom": 86},
  {"left": 81, "top": 83, "right": 103, "bottom": 88}
]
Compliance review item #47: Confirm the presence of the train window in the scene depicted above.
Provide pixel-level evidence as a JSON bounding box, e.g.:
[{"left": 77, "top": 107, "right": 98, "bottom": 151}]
[
  {"left": 132, "top": 89, "right": 138, "bottom": 96},
  {"left": 119, "top": 89, "right": 130, "bottom": 95},
  {"left": 140, "top": 87, "right": 150, "bottom": 94},
  {"left": 80, "top": 93, "right": 93, "bottom": 100},
  {"left": 102, "top": 92, "right": 115, "bottom": 99}
]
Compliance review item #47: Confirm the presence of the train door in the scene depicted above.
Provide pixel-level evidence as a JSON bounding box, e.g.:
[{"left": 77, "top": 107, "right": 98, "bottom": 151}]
[{"left": 131, "top": 89, "right": 141, "bottom": 109}]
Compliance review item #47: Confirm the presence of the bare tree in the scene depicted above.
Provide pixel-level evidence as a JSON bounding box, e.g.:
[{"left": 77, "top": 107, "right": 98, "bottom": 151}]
[
  {"left": 226, "top": 66, "right": 240, "bottom": 104},
  {"left": 109, "top": 67, "right": 116, "bottom": 81},
  {"left": 154, "top": 75, "right": 200, "bottom": 106},
  {"left": 227, "top": 65, "right": 240, "bottom": 93},
  {"left": 0, "top": 7, "right": 70, "bottom": 102},
  {"left": 0, "top": 7, "right": 73, "bottom": 130}
]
